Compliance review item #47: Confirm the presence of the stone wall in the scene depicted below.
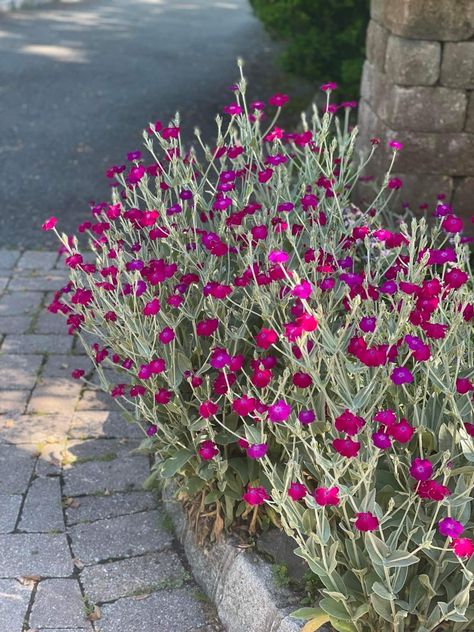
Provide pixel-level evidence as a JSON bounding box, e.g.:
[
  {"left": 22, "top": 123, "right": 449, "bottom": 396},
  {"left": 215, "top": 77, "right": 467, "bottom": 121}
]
[{"left": 358, "top": 0, "right": 474, "bottom": 230}]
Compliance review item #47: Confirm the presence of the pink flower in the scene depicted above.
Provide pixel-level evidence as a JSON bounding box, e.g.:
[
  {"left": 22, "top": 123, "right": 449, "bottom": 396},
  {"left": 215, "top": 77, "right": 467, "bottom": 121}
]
[
  {"left": 232, "top": 396, "right": 257, "bottom": 416},
  {"left": 223, "top": 103, "right": 242, "bottom": 116},
  {"left": 196, "top": 318, "right": 219, "bottom": 337},
  {"left": 71, "top": 369, "right": 85, "bottom": 379},
  {"left": 292, "top": 372, "right": 313, "bottom": 389},
  {"left": 247, "top": 443, "right": 268, "bottom": 459},
  {"left": 372, "top": 431, "right": 392, "bottom": 450},
  {"left": 456, "top": 377, "right": 472, "bottom": 394},
  {"left": 445, "top": 268, "right": 468, "bottom": 289},
  {"left": 409, "top": 458, "right": 433, "bottom": 481},
  {"left": 268, "top": 250, "right": 288, "bottom": 264},
  {"left": 268, "top": 399, "right": 291, "bottom": 423},
  {"left": 388, "top": 178, "right": 403, "bottom": 190},
  {"left": 389, "top": 140, "right": 403, "bottom": 151},
  {"left": 298, "top": 409, "right": 315, "bottom": 425},
  {"left": 41, "top": 216, "right": 58, "bottom": 231},
  {"left": 143, "top": 298, "right": 160, "bottom": 316},
  {"left": 332, "top": 437, "right": 360, "bottom": 458},
  {"left": 291, "top": 280, "right": 313, "bottom": 299},
  {"left": 374, "top": 409, "right": 396, "bottom": 425},
  {"left": 417, "top": 480, "right": 451, "bottom": 501},
  {"left": 268, "top": 93, "right": 288, "bottom": 107},
  {"left": 243, "top": 486, "right": 269, "bottom": 506},
  {"left": 288, "top": 482, "right": 307, "bottom": 501},
  {"left": 199, "top": 401, "right": 219, "bottom": 418},
  {"left": 452, "top": 538, "right": 474, "bottom": 558},
  {"left": 359, "top": 317, "right": 376, "bottom": 333},
  {"left": 335, "top": 410, "right": 365, "bottom": 436},
  {"left": 198, "top": 440, "right": 219, "bottom": 460},
  {"left": 321, "top": 82, "right": 337, "bottom": 92},
  {"left": 313, "top": 487, "right": 340, "bottom": 506},
  {"left": 441, "top": 215, "right": 464, "bottom": 234},
  {"left": 438, "top": 517, "right": 464, "bottom": 538},
  {"left": 255, "top": 327, "right": 278, "bottom": 349},
  {"left": 388, "top": 419, "right": 415, "bottom": 443},
  {"left": 355, "top": 512, "right": 379, "bottom": 532},
  {"left": 390, "top": 367, "right": 414, "bottom": 385},
  {"left": 159, "top": 327, "right": 175, "bottom": 344}
]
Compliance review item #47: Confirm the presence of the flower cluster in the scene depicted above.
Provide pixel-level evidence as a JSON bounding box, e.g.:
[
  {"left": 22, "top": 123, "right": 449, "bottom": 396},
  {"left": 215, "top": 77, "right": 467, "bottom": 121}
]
[{"left": 46, "top": 67, "right": 473, "bottom": 632}]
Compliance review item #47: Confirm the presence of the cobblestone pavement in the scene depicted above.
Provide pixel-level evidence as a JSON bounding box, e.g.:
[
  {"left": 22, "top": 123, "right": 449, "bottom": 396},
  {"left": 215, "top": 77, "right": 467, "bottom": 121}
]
[{"left": 0, "top": 250, "right": 223, "bottom": 632}]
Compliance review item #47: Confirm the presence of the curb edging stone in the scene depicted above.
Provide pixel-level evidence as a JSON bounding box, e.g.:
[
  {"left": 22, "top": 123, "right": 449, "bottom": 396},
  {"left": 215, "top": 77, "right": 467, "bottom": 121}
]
[{"left": 162, "top": 485, "right": 303, "bottom": 632}]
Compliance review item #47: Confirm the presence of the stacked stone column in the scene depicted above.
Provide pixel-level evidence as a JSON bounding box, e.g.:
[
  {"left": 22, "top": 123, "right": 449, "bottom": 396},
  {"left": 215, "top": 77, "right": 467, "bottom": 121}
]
[{"left": 358, "top": 0, "right": 474, "bottom": 229}]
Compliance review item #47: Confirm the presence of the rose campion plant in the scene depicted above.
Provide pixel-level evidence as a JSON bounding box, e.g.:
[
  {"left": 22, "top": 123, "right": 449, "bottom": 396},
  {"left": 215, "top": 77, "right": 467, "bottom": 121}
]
[{"left": 46, "top": 63, "right": 473, "bottom": 631}]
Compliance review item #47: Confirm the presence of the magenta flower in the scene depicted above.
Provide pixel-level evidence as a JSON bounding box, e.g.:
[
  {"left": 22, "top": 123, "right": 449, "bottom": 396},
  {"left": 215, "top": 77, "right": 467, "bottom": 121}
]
[
  {"left": 138, "top": 364, "right": 152, "bottom": 380},
  {"left": 441, "top": 215, "right": 464, "bottom": 234},
  {"left": 268, "top": 399, "right": 291, "bottom": 423},
  {"left": 243, "top": 486, "right": 269, "bottom": 506},
  {"left": 232, "top": 396, "right": 257, "bottom": 416},
  {"left": 291, "top": 280, "right": 313, "bottom": 299},
  {"left": 438, "top": 517, "right": 464, "bottom": 539},
  {"left": 332, "top": 437, "right": 360, "bottom": 458},
  {"left": 288, "top": 482, "right": 307, "bottom": 501},
  {"left": 223, "top": 103, "right": 242, "bottom": 116},
  {"left": 41, "top": 216, "right": 57, "bottom": 231},
  {"left": 268, "top": 250, "right": 288, "bottom": 264},
  {"left": 355, "top": 512, "right": 379, "bottom": 532},
  {"left": 417, "top": 480, "right": 451, "bottom": 501},
  {"left": 292, "top": 372, "right": 313, "bottom": 389},
  {"left": 143, "top": 298, "right": 160, "bottom": 316},
  {"left": 388, "top": 178, "right": 403, "bottom": 190},
  {"left": 359, "top": 316, "right": 376, "bottom": 333},
  {"left": 268, "top": 93, "right": 289, "bottom": 107},
  {"left": 146, "top": 425, "right": 158, "bottom": 437},
  {"left": 321, "top": 82, "right": 337, "bottom": 92},
  {"left": 247, "top": 443, "right": 268, "bottom": 459},
  {"left": 298, "top": 409, "right": 316, "bottom": 425},
  {"left": 409, "top": 458, "right": 433, "bottom": 481},
  {"left": 335, "top": 410, "right": 365, "bottom": 436},
  {"left": 71, "top": 369, "right": 85, "bottom": 380},
  {"left": 313, "top": 487, "right": 340, "bottom": 506},
  {"left": 159, "top": 327, "right": 175, "bottom": 344},
  {"left": 388, "top": 419, "right": 415, "bottom": 443},
  {"left": 452, "top": 538, "right": 474, "bottom": 558},
  {"left": 456, "top": 377, "right": 472, "bottom": 394},
  {"left": 199, "top": 401, "right": 219, "bottom": 418},
  {"left": 255, "top": 327, "right": 278, "bottom": 350},
  {"left": 372, "top": 431, "right": 392, "bottom": 450},
  {"left": 374, "top": 409, "right": 396, "bottom": 425},
  {"left": 390, "top": 367, "right": 414, "bottom": 385},
  {"left": 196, "top": 318, "right": 219, "bottom": 337},
  {"left": 198, "top": 440, "right": 219, "bottom": 460},
  {"left": 389, "top": 140, "right": 403, "bottom": 151}
]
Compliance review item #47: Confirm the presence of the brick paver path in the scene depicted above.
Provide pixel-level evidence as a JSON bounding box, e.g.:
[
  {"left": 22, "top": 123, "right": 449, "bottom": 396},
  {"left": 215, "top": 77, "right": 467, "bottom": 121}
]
[{"left": 0, "top": 250, "right": 222, "bottom": 632}]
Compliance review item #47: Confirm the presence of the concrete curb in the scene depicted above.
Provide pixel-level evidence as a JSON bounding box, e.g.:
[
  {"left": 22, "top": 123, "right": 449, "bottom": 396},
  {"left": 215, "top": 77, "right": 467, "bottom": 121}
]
[{"left": 162, "top": 485, "right": 304, "bottom": 632}]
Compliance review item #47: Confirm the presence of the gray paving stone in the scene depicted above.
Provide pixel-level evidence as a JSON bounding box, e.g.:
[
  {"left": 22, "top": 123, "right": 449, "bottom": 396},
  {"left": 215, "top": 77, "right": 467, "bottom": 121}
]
[
  {"left": 1, "top": 334, "right": 73, "bottom": 355},
  {"left": 0, "top": 494, "right": 22, "bottom": 533},
  {"left": 16, "top": 251, "right": 59, "bottom": 270},
  {"left": 0, "top": 579, "right": 32, "bottom": 632},
  {"left": 35, "top": 440, "right": 73, "bottom": 476},
  {"left": 30, "top": 579, "right": 86, "bottom": 628},
  {"left": 69, "top": 411, "right": 143, "bottom": 440},
  {"left": 0, "top": 414, "right": 73, "bottom": 445},
  {"left": 27, "top": 377, "right": 82, "bottom": 414},
  {"left": 0, "top": 250, "right": 21, "bottom": 271},
  {"left": 66, "top": 437, "right": 139, "bottom": 460},
  {"left": 0, "top": 444, "right": 35, "bottom": 493},
  {"left": 0, "top": 354, "right": 43, "bottom": 390},
  {"left": 33, "top": 628, "right": 94, "bottom": 632},
  {"left": 76, "top": 389, "right": 121, "bottom": 412},
  {"left": 8, "top": 272, "right": 68, "bottom": 292},
  {"left": 0, "top": 390, "right": 30, "bottom": 415},
  {"left": 0, "top": 316, "right": 31, "bottom": 335},
  {"left": 41, "top": 354, "right": 91, "bottom": 379},
  {"left": 19, "top": 477, "right": 64, "bottom": 533},
  {"left": 81, "top": 550, "right": 186, "bottom": 602},
  {"left": 63, "top": 454, "right": 150, "bottom": 496},
  {"left": 0, "top": 292, "right": 43, "bottom": 317},
  {"left": 0, "top": 278, "right": 8, "bottom": 293},
  {"left": 69, "top": 511, "right": 173, "bottom": 564},
  {"left": 99, "top": 588, "right": 208, "bottom": 632},
  {"left": 0, "top": 533, "right": 72, "bottom": 576},
  {"left": 33, "top": 310, "right": 68, "bottom": 335},
  {"left": 66, "top": 491, "right": 157, "bottom": 525}
]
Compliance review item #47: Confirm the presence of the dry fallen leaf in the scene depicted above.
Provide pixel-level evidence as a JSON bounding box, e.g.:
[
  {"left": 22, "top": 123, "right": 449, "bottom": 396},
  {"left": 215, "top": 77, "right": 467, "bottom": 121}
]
[
  {"left": 17, "top": 575, "right": 41, "bottom": 587},
  {"left": 86, "top": 605, "right": 101, "bottom": 621},
  {"left": 73, "top": 558, "right": 85, "bottom": 570},
  {"left": 3, "top": 420, "right": 15, "bottom": 429}
]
